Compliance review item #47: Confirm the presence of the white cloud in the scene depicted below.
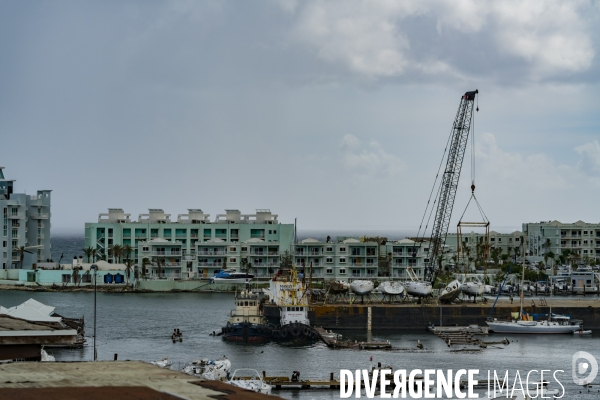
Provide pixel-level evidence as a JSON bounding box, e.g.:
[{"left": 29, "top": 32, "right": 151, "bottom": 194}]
[
  {"left": 575, "top": 140, "right": 600, "bottom": 176},
  {"left": 476, "top": 133, "right": 573, "bottom": 191},
  {"left": 340, "top": 134, "right": 405, "bottom": 177},
  {"left": 286, "top": 0, "right": 596, "bottom": 81}
]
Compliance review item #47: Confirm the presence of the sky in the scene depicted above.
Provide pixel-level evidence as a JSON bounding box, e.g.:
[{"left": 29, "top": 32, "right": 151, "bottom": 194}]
[{"left": 1, "top": 0, "right": 599, "bottom": 236}]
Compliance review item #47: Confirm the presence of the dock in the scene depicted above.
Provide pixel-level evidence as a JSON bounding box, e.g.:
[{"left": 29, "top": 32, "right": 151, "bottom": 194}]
[
  {"left": 314, "top": 327, "right": 392, "bottom": 350},
  {"left": 263, "top": 371, "right": 341, "bottom": 389},
  {"left": 428, "top": 325, "right": 510, "bottom": 348}
]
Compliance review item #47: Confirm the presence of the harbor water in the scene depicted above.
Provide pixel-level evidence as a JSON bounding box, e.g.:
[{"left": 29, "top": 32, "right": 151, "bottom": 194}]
[{"left": 2, "top": 290, "right": 599, "bottom": 399}]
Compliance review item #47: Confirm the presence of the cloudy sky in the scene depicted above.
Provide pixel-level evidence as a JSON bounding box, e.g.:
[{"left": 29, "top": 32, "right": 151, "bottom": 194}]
[{"left": 1, "top": 0, "right": 599, "bottom": 235}]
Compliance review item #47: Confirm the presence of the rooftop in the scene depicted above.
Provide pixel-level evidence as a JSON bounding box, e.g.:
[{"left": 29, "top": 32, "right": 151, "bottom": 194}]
[{"left": 0, "top": 361, "right": 277, "bottom": 400}]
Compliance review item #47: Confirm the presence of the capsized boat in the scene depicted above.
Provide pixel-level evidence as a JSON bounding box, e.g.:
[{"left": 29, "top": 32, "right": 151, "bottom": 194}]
[
  {"left": 181, "top": 356, "right": 231, "bottom": 380},
  {"left": 210, "top": 269, "right": 254, "bottom": 284},
  {"left": 227, "top": 368, "right": 271, "bottom": 394},
  {"left": 221, "top": 290, "right": 271, "bottom": 343},
  {"left": 378, "top": 281, "right": 405, "bottom": 296},
  {"left": 350, "top": 280, "right": 374, "bottom": 295},
  {"left": 438, "top": 279, "right": 461, "bottom": 302},
  {"left": 327, "top": 280, "right": 350, "bottom": 294},
  {"left": 150, "top": 356, "right": 172, "bottom": 368}
]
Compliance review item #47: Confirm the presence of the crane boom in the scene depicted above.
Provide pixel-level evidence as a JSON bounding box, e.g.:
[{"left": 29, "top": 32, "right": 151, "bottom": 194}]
[{"left": 424, "top": 90, "right": 478, "bottom": 283}]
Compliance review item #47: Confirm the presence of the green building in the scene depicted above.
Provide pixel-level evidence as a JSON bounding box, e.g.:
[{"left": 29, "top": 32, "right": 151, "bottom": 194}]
[{"left": 84, "top": 208, "right": 294, "bottom": 278}]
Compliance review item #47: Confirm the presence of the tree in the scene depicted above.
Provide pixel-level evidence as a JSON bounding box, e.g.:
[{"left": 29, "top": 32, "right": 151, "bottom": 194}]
[
  {"left": 83, "top": 247, "right": 94, "bottom": 263},
  {"left": 141, "top": 257, "right": 151, "bottom": 278},
  {"left": 14, "top": 246, "right": 27, "bottom": 269},
  {"left": 123, "top": 244, "right": 132, "bottom": 262},
  {"left": 112, "top": 244, "right": 124, "bottom": 264},
  {"left": 153, "top": 256, "right": 165, "bottom": 278},
  {"left": 124, "top": 259, "right": 135, "bottom": 286},
  {"left": 91, "top": 248, "right": 98, "bottom": 263},
  {"left": 280, "top": 250, "right": 293, "bottom": 269}
]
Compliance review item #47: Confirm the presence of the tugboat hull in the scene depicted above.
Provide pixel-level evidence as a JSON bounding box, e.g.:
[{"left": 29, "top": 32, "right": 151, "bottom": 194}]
[{"left": 222, "top": 322, "right": 271, "bottom": 343}]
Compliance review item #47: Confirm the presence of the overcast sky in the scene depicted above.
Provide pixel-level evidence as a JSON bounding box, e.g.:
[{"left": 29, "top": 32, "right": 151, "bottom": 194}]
[{"left": 1, "top": 1, "right": 599, "bottom": 235}]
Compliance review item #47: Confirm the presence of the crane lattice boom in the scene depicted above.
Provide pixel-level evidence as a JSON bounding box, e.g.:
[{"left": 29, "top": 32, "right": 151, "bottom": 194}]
[{"left": 424, "top": 90, "right": 478, "bottom": 283}]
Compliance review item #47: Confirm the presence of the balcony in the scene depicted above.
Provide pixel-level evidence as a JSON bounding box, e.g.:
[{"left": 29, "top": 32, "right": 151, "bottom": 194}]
[
  {"left": 198, "top": 262, "right": 223, "bottom": 267},
  {"left": 8, "top": 213, "right": 24, "bottom": 219},
  {"left": 30, "top": 213, "right": 49, "bottom": 219},
  {"left": 251, "top": 251, "right": 264, "bottom": 256},
  {"left": 295, "top": 251, "right": 305, "bottom": 256},
  {"left": 198, "top": 250, "right": 226, "bottom": 255},
  {"left": 392, "top": 252, "right": 403, "bottom": 256},
  {"left": 309, "top": 250, "right": 321, "bottom": 255}
]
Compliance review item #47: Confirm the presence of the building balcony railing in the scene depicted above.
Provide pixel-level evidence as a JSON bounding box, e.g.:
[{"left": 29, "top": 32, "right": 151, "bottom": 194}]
[
  {"left": 309, "top": 251, "right": 321, "bottom": 255},
  {"left": 8, "top": 213, "right": 24, "bottom": 219},
  {"left": 198, "top": 262, "right": 223, "bottom": 267},
  {"left": 30, "top": 213, "right": 49, "bottom": 219},
  {"left": 295, "top": 251, "right": 305, "bottom": 255},
  {"left": 198, "top": 250, "right": 227, "bottom": 255},
  {"left": 251, "top": 251, "right": 264, "bottom": 255},
  {"left": 250, "top": 234, "right": 265, "bottom": 239}
]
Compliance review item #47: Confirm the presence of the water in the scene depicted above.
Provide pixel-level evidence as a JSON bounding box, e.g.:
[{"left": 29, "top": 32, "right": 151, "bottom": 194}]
[{"left": 1, "top": 290, "right": 599, "bottom": 399}]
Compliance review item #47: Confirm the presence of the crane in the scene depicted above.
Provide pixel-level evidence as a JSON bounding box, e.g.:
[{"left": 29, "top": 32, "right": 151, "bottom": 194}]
[{"left": 415, "top": 90, "right": 478, "bottom": 284}]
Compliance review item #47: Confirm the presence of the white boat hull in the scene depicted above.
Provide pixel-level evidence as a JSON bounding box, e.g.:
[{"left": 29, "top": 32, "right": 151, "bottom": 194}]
[
  {"left": 405, "top": 281, "right": 432, "bottom": 297},
  {"left": 486, "top": 320, "right": 580, "bottom": 334},
  {"left": 379, "top": 281, "right": 405, "bottom": 296},
  {"left": 438, "top": 280, "right": 461, "bottom": 301},
  {"left": 461, "top": 282, "right": 484, "bottom": 296},
  {"left": 350, "top": 280, "right": 374, "bottom": 295}
]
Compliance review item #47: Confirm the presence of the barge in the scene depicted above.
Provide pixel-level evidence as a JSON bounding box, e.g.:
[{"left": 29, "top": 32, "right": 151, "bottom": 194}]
[{"left": 264, "top": 299, "right": 600, "bottom": 330}]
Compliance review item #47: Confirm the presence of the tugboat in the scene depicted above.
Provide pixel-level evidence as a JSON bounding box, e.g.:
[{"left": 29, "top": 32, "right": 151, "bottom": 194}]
[
  {"left": 221, "top": 290, "right": 271, "bottom": 343},
  {"left": 268, "top": 266, "right": 320, "bottom": 342}
]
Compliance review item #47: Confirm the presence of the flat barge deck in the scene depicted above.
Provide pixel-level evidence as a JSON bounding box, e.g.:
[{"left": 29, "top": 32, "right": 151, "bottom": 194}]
[{"left": 264, "top": 298, "right": 600, "bottom": 330}]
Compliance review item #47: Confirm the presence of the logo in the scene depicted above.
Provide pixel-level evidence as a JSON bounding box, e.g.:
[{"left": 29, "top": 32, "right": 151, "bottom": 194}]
[{"left": 572, "top": 351, "right": 598, "bottom": 385}]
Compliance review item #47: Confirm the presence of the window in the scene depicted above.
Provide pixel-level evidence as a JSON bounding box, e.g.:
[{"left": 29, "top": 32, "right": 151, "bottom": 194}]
[
  {"left": 515, "top": 238, "right": 520, "bottom": 241},
  {"left": 326, "top": 257, "right": 333, "bottom": 263},
  {"left": 230, "top": 258, "right": 237, "bottom": 263},
  {"left": 273, "top": 230, "right": 277, "bottom": 234},
  {"left": 229, "top": 246, "right": 237, "bottom": 252},
  {"left": 326, "top": 268, "right": 333, "bottom": 274},
  {"left": 584, "top": 241, "right": 588, "bottom": 245},
  {"left": 142, "top": 246, "right": 149, "bottom": 252},
  {"left": 584, "top": 231, "right": 588, "bottom": 234},
  {"left": 204, "top": 229, "right": 211, "bottom": 237},
  {"left": 340, "top": 247, "right": 346, "bottom": 252},
  {"left": 490, "top": 238, "right": 495, "bottom": 242},
  {"left": 351, "top": 248, "right": 361, "bottom": 256},
  {"left": 339, "top": 268, "right": 346, "bottom": 274},
  {"left": 268, "top": 230, "right": 272, "bottom": 234},
  {"left": 241, "top": 247, "right": 248, "bottom": 252},
  {"left": 498, "top": 238, "right": 502, "bottom": 242},
  {"left": 326, "top": 246, "right": 333, "bottom": 252},
  {"left": 340, "top": 257, "right": 346, "bottom": 263}
]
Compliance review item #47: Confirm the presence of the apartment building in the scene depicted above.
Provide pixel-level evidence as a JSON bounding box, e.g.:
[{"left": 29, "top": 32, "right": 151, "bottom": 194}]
[
  {"left": 85, "top": 208, "right": 294, "bottom": 277},
  {"left": 523, "top": 220, "right": 600, "bottom": 263},
  {"left": 0, "top": 167, "right": 52, "bottom": 269}
]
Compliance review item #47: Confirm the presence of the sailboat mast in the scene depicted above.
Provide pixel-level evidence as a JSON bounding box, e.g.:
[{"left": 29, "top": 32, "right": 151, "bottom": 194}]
[{"left": 519, "top": 235, "right": 525, "bottom": 319}]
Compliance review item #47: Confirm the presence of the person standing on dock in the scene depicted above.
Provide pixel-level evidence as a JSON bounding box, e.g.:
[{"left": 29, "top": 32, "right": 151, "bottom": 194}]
[{"left": 510, "top": 295, "right": 513, "bottom": 304}]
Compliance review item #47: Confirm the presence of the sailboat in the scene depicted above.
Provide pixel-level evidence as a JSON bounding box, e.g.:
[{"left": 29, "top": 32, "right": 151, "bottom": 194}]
[
  {"left": 404, "top": 267, "right": 432, "bottom": 297},
  {"left": 438, "top": 279, "right": 461, "bottom": 302},
  {"left": 486, "top": 238, "right": 582, "bottom": 334}
]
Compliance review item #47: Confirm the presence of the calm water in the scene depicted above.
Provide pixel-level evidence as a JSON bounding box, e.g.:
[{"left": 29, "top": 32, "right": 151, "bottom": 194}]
[{"left": 1, "top": 291, "right": 599, "bottom": 399}]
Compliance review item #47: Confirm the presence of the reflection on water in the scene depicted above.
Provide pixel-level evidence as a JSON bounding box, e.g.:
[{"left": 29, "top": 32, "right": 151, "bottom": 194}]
[{"left": 2, "top": 291, "right": 599, "bottom": 399}]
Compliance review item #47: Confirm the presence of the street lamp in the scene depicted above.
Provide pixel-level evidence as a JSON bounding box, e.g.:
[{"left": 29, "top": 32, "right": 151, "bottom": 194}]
[{"left": 90, "top": 264, "right": 98, "bottom": 361}]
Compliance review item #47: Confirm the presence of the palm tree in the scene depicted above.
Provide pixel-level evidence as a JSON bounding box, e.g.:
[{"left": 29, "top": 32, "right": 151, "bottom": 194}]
[
  {"left": 124, "top": 259, "right": 135, "bottom": 286},
  {"left": 13, "top": 246, "right": 29, "bottom": 269},
  {"left": 153, "top": 256, "right": 165, "bottom": 278},
  {"left": 112, "top": 244, "right": 124, "bottom": 264},
  {"left": 141, "top": 257, "right": 152, "bottom": 278},
  {"left": 83, "top": 247, "right": 94, "bottom": 263},
  {"left": 123, "top": 244, "right": 133, "bottom": 263},
  {"left": 72, "top": 266, "right": 81, "bottom": 286},
  {"left": 91, "top": 248, "right": 98, "bottom": 263}
]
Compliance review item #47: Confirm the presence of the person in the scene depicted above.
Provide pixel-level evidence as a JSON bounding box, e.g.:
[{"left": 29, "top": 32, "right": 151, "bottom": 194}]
[{"left": 510, "top": 295, "right": 513, "bottom": 304}]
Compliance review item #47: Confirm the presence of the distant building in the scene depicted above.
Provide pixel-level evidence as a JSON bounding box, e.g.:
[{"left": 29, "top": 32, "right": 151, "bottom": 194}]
[
  {"left": 445, "top": 231, "right": 523, "bottom": 265},
  {"left": 291, "top": 237, "right": 427, "bottom": 280},
  {"left": 523, "top": 220, "right": 600, "bottom": 264},
  {"left": 0, "top": 167, "right": 52, "bottom": 269},
  {"left": 84, "top": 208, "right": 294, "bottom": 278}
]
